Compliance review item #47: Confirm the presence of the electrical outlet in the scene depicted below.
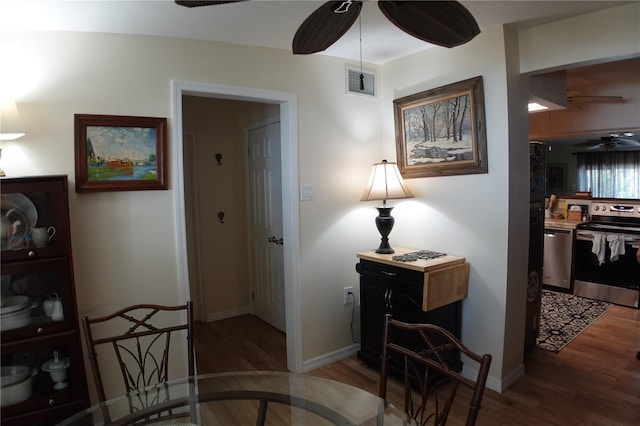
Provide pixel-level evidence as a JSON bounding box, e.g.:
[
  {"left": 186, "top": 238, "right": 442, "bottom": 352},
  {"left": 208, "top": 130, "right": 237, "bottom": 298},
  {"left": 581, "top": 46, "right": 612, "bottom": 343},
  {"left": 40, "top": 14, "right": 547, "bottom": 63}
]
[{"left": 343, "top": 286, "right": 354, "bottom": 304}]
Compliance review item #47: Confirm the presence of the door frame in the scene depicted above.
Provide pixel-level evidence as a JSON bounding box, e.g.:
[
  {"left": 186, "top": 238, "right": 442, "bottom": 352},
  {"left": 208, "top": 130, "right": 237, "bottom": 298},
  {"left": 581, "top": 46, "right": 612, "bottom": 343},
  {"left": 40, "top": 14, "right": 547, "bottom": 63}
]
[
  {"left": 182, "top": 132, "right": 207, "bottom": 322},
  {"left": 171, "top": 80, "right": 302, "bottom": 373}
]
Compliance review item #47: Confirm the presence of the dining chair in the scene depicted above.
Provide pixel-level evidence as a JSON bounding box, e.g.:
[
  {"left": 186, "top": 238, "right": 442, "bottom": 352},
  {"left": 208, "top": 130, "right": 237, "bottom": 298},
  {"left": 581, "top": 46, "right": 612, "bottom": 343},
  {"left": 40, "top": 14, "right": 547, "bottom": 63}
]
[
  {"left": 379, "top": 314, "right": 492, "bottom": 426},
  {"left": 82, "top": 302, "right": 194, "bottom": 402}
]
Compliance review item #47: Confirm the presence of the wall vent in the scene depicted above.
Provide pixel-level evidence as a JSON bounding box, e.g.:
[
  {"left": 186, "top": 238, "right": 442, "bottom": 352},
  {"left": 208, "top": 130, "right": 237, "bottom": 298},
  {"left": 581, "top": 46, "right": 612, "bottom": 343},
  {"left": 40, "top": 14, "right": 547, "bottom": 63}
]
[{"left": 346, "top": 65, "right": 376, "bottom": 97}]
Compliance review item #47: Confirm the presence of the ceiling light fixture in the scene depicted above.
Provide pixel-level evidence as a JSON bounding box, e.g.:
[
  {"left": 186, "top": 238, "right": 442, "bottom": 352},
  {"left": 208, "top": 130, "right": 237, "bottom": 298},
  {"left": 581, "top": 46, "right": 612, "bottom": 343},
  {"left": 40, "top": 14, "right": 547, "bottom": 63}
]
[{"left": 528, "top": 102, "right": 549, "bottom": 112}]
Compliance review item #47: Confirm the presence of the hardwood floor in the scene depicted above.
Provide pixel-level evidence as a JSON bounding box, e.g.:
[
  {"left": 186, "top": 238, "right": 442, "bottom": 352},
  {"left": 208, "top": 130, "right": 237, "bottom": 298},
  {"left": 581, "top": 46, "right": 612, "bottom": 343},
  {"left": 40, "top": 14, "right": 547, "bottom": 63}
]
[{"left": 194, "top": 305, "right": 640, "bottom": 425}]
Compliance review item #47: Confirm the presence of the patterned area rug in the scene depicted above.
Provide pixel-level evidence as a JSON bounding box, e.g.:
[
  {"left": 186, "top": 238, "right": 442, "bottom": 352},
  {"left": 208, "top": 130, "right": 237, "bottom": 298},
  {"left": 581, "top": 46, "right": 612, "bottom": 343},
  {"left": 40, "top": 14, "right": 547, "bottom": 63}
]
[{"left": 536, "top": 289, "right": 613, "bottom": 352}]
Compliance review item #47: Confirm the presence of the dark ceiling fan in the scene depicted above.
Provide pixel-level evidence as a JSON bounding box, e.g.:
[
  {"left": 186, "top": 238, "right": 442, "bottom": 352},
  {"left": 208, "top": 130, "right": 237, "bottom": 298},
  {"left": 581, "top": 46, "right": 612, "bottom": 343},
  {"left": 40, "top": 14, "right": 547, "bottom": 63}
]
[
  {"left": 175, "top": 1, "right": 480, "bottom": 54},
  {"left": 566, "top": 89, "right": 624, "bottom": 108},
  {"left": 574, "top": 135, "right": 640, "bottom": 151}
]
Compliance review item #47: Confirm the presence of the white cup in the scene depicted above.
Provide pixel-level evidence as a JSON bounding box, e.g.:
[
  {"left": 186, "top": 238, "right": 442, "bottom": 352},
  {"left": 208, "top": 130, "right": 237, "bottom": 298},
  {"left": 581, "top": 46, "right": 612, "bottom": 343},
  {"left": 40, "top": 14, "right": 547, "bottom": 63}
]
[
  {"left": 51, "top": 300, "right": 64, "bottom": 322},
  {"left": 31, "top": 226, "right": 56, "bottom": 248}
]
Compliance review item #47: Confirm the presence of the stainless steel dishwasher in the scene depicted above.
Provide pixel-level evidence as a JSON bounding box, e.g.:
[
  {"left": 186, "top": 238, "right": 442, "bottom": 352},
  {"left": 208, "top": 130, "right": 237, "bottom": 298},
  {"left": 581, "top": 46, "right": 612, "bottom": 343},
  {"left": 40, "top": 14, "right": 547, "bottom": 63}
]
[{"left": 543, "top": 227, "right": 574, "bottom": 289}]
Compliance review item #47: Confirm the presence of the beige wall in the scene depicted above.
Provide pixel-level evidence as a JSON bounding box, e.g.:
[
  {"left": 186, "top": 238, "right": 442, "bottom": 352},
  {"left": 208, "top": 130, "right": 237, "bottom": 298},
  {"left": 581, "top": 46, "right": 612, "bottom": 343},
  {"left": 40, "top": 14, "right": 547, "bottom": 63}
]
[
  {"left": 2, "top": 2, "right": 638, "bottom": 401},
  {"left": 2, "top": 31, "right": 382, "bottom": 400}
]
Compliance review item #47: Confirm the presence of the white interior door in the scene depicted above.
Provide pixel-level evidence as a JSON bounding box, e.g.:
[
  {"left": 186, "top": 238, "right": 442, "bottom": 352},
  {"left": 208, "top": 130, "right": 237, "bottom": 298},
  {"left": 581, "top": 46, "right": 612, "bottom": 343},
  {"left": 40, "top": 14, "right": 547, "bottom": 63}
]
[{"left": 247, "top": 121, "right": 285, "bottom": 331}]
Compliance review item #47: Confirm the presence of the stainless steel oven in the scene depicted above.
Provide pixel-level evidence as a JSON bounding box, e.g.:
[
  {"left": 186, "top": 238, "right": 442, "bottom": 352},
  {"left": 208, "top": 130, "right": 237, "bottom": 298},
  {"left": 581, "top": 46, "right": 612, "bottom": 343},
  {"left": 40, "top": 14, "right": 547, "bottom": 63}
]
[{"left": 574, "top": 201, "right": 640, "bottom": 308}]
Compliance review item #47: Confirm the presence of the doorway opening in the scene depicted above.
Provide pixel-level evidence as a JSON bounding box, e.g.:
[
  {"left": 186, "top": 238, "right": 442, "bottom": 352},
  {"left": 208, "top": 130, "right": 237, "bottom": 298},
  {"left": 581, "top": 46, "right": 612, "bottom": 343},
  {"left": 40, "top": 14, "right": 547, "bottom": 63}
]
[{"left": 171, "top": 80, "right": 302, "bottom": 373}]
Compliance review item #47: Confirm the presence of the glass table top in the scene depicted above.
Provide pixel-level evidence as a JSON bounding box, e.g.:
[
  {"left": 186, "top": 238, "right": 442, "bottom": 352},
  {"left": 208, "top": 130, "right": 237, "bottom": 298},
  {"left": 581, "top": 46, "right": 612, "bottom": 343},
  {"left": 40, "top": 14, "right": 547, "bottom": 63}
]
[{"left": 57, "top": 371, "right": 388, "bottom": 425}]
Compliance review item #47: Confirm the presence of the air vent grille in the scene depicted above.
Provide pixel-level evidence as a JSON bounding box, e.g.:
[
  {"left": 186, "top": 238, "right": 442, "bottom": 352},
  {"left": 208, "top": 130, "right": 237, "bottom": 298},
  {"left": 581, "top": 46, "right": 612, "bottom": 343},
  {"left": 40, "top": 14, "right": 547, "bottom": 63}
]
[{"left": 346, "top": 66, "right": 375, "bottom": 97}]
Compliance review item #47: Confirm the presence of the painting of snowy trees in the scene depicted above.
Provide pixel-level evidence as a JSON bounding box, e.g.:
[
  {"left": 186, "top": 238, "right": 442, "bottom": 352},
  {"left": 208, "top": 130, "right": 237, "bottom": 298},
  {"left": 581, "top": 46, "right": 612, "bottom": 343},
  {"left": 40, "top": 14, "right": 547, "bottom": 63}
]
[{"left": 394, "top": 76, "right": 488, "bottom": 178}]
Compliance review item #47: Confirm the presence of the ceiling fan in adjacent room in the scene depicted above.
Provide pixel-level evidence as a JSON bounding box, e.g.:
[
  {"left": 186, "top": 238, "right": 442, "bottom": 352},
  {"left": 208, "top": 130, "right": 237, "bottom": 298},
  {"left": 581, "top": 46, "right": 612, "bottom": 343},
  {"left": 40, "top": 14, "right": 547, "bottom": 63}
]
[
  {"left": 175, "top": 1, "right": 480, "bottom": 54},
  {"left": 574, "top": 134, "right": 640, "bottom": 151},
  {"left": 566, "top": 90, "right": 624, "bottom": 108}
]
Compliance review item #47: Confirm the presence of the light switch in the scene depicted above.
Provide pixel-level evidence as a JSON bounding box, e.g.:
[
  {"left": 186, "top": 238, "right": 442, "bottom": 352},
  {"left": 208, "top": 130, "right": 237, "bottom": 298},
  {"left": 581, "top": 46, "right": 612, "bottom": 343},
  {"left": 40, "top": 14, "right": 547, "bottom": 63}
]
[{"left": 300, "top": 185, "right": 314, "bottom": 201}]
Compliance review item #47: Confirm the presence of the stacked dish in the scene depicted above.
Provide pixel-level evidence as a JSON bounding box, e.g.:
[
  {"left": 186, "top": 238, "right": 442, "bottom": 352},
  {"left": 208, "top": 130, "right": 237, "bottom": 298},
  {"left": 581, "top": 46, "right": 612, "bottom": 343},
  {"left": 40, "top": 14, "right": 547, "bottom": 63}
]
[
  {"left": 1, "top": 365, "right": 35, "bottom": 406},
  {"left": 0, "top": 295, "right": 34, "bottom": 331}
]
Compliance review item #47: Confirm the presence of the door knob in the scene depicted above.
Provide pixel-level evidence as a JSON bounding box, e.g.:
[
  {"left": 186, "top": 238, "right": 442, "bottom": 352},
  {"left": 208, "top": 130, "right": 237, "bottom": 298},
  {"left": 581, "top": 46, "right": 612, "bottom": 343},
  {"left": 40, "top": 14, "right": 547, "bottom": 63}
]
[{"left": 267, "top": 236, "right": 283, "bottom": 245}]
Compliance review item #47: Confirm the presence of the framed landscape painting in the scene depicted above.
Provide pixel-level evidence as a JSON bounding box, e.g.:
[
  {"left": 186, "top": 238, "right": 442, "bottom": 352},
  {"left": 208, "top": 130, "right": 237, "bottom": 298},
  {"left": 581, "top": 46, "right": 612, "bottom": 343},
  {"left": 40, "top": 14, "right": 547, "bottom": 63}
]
[
  {"left": 394, "top": 76, "right": 488, "bottom": 178},
  {"left": 74, "top": 114, "right": 168, "bottom": 192}
]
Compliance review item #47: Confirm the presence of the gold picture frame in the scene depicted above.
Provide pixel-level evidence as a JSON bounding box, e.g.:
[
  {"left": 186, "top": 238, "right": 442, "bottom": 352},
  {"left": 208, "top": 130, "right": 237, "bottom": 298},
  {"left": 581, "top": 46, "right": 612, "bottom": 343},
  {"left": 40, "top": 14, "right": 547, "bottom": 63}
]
[
  {"left": 394, "top": 76, "right": 488, "bottom": 178},
  {"left": 74, "top": 114, "right": 168, "bottom": 192}
]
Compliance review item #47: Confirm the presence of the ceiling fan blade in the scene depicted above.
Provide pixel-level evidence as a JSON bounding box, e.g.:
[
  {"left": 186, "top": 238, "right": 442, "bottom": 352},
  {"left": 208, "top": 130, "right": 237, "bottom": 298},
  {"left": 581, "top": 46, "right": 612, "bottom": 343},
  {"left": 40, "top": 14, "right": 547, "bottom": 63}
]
[
  {"left": 175, "top": 1, "right": 246, "bottom": 8},
  {"left": 292, "top": 1, "right": 363, "bottom": 54},
  {"left": 574, "top": 141, "right": 600, "bottom": 147},
  {"left": 586, "top": 143, "right": 606, "bottom": 150},
  {"left": 568, "top": 95, "right": 624, "bottom": 103},
  {"left": 378, "top": 1, "right": 480, "bottom": 48},
  {"left": 616, "top": 138, "right": 640, "bottom": 146}
]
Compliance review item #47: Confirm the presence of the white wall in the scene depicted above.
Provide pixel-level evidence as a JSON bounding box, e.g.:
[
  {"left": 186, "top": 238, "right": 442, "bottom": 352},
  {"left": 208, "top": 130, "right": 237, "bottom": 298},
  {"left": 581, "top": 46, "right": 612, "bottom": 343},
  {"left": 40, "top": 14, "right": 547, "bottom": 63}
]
[
  {"left": 518, "top": 3, "right": 640, "bottom": 74},
  {"left": 379, "top": 25, "right": 525, "bottom": 391}
]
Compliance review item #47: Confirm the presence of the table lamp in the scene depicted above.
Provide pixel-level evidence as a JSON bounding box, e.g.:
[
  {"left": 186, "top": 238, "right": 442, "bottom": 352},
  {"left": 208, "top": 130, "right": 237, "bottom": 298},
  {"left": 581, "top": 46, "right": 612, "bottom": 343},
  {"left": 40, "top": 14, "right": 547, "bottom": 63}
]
[
  {"left": 0, "top": 97, "right": 26, "bottom": 177},
  {"left": 361, "top": 160, "right": 414, "bottom": 254}
]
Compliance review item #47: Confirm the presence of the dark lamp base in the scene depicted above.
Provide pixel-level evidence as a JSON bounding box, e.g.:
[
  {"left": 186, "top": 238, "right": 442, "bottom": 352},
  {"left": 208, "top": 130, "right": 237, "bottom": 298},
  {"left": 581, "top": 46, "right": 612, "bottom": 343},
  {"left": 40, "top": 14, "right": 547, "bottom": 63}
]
[
  {"left": 375, "top": 245, "right": 395, "bottom": 254},
  {"left": 374, "top": 206, "right": 395, "bottom": 254}
]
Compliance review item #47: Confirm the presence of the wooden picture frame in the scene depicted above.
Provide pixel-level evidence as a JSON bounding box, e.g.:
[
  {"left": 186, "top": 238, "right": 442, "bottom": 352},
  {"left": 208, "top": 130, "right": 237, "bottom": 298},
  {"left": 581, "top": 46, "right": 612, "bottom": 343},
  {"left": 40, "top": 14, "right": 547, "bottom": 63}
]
[
  {"left": 74, "top": 114, "right": 168, "bottom": 192},
  {"left": 394, "top": 76, "right": 488, "bottom": 178},
  {"left": 546, "top": 163, "right": 568, "bottom": 195}
]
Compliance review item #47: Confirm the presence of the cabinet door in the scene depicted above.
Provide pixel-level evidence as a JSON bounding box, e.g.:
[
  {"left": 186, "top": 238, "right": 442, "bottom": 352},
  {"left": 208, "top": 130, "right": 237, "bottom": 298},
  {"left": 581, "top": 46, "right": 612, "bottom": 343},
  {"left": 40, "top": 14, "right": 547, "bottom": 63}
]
[
  {"left": 1, "top": 258, "right": 77, "bottom": 341},
  {"left": 389, "top": 280, "right": 423, "bottom": 323},
  {"left": 0, "top": 332, "right": 88, "bottom": 422},
  {"left": 388, "top": 280, "right": 426, "bottom": 360},
  {"left": 360, "top": 278, "right": 388, "bottom": 357},
  {"left": 1, "top": 177, "right": 70, "bottom": 261}
]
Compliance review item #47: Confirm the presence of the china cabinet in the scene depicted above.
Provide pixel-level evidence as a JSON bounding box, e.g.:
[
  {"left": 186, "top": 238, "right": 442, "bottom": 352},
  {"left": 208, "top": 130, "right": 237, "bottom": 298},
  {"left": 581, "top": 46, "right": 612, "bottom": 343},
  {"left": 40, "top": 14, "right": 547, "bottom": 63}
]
[{"left": 1, "top": 175, "right": 89, "bottom": 425}]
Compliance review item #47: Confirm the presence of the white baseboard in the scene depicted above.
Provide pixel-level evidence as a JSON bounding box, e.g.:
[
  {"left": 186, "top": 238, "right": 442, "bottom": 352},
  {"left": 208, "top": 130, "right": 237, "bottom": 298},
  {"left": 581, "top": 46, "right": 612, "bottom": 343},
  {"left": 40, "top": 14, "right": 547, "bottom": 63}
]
[
  {"left": 205, "top": 306, "right": 251, "bottom": 322},
  {"left": 464, "top": 362, "right": 524, "bottom": 393},
  {"left": 496, "top": 363, "right": 525, "bottom": 392},
  {"left": 302, "top": 343, "right": 360, "bottom": 372}
]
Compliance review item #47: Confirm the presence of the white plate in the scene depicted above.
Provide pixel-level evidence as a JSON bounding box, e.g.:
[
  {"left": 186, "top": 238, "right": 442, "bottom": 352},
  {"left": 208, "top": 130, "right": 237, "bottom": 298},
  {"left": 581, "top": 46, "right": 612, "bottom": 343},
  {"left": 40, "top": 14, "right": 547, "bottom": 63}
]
[{"left": 0, "top": 193, "right": 38, "bottom": 228}]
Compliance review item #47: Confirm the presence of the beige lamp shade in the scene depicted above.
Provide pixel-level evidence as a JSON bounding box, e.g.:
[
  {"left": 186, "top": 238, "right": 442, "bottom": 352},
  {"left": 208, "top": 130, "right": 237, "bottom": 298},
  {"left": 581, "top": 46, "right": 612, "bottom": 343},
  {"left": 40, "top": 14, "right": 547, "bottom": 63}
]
[
  {"left": 361, "top": 160, "right": 414, "bottom": 202},
  {"left": 0, "top": 97, "right": 26, "bottom": 141}
]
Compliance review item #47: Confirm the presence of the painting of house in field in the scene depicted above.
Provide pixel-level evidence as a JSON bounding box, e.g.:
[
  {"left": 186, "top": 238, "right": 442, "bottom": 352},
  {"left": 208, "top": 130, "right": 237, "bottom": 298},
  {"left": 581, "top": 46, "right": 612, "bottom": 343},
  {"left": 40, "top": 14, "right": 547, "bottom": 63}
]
[{"left": 86, "top": 126, "right": 158, "bottom": 181}]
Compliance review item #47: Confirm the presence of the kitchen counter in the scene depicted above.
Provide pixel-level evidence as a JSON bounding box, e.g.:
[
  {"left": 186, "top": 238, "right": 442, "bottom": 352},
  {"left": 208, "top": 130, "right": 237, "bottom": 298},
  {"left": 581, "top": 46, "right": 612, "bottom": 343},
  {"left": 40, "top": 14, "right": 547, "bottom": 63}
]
[{"left": 545, "top": 219, "right": 588, "bottom": 230}]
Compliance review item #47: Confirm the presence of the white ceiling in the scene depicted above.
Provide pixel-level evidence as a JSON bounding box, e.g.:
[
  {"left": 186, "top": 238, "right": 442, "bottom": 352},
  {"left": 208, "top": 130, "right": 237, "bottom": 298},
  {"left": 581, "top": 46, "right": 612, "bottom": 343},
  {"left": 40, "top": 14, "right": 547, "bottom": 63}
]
[{"left": 0, "top": 0, "right": 631, "bottom": 64}]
